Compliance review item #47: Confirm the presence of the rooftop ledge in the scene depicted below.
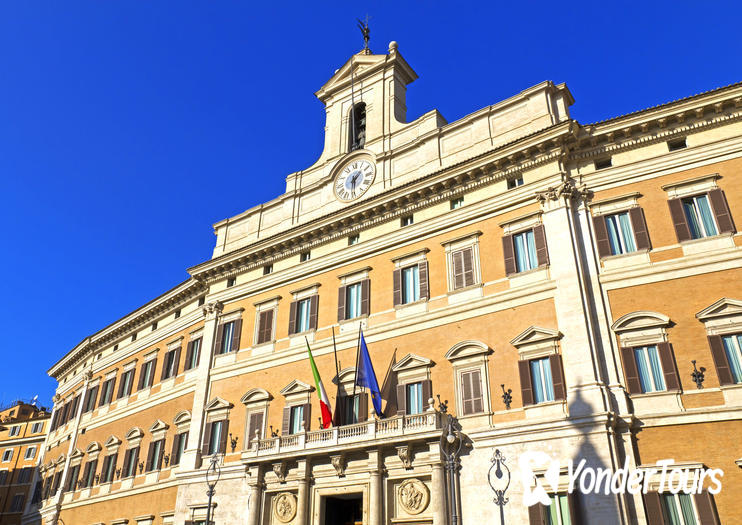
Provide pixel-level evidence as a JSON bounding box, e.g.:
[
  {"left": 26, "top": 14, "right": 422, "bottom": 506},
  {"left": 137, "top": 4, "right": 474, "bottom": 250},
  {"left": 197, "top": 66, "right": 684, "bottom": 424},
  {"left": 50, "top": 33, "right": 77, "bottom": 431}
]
[{"left": 242, "top": 411, "right": 441, "bottom": 462}]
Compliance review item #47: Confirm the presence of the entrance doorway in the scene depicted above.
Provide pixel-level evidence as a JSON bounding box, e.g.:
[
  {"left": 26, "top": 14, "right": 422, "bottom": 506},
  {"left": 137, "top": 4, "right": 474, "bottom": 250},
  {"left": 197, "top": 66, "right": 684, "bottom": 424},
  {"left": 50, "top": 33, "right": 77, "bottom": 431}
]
[{"left": 323, "top": 493, "right": 363, "bottom": 525}]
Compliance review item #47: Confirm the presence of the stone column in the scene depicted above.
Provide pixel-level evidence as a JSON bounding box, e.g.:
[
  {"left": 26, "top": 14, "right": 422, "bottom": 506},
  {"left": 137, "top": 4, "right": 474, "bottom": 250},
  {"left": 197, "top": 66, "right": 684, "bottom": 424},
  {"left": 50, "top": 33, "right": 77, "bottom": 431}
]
[
  {"left": 246, "top": 465, "right": 264, "bottom": 525},
  {"left": 429, "top": 443, "right": 446, "bottom": 525},
  {"left": 368, "top": 449, "right": 382, "bottom": 525},
  {"left": 295, "top": 459, "right": 310, "bottom": 525},
  {"left": 181, "top": 301, "right": 223, "bottom": 471}
]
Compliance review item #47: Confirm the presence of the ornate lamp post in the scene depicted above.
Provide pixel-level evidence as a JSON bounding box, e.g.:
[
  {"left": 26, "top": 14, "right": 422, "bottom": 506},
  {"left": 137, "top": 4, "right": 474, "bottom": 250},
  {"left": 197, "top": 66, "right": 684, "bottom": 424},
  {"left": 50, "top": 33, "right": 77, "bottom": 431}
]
[
  {"left": 488, "top": 449, "right": 511, "bottom": 525},
  {"left": 205, "top": 455, "right": 221, "bottom": 525},
  {"left": 438, "top": 398, "right": 463, "bottom": 525}
]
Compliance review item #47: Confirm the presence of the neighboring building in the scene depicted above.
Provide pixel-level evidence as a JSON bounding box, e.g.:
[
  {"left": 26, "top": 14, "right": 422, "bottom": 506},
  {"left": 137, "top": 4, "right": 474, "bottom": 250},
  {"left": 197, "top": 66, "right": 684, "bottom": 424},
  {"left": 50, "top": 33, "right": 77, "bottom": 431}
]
[
  {"left": 0, "top": 402, "right": 50, "bottom": 523},
  {"left": 26, "top": 41, "right": 742, "bottom": 525}
]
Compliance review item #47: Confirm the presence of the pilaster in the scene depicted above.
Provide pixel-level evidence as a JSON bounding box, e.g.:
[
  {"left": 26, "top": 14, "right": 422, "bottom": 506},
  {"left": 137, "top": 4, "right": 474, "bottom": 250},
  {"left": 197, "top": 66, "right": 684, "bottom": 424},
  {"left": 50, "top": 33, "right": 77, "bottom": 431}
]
[
  {"left": 295, "top": 459, "right": 310, "bottom": 525},
  {"left": 368, "top": 449, "right": 382, "bottom": 525}
]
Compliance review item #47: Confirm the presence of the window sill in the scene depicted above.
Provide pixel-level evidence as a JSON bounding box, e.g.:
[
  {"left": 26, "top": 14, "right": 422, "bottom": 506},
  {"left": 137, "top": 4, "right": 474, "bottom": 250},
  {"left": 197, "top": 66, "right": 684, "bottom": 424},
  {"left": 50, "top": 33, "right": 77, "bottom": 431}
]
[
  {"left": 338, "top": 316, "right": 368, "bottom": 334},
  {"left": 720, "top": 382, "right": 742, "bottom": 405},
  {"left": 289, "top": 330, "right": 316, "bottom": 347},
  {"left": 213, "top": 351, "right": 238, "bottom": 368},
  {"left": 600, "top": 249, "right": 650, "bottom": 271},
  {"left": 251, "top": 341, "right": 275, "bottom": 356},
  {"left": 447, "top": 283, "right": 483, "bottom": 305},
  {"left": 395, "top": 300, "right": 428, "bottom": 318},
  {"left": 523, "top": 400, "right": 566, "bottom": 420},
  {"left": 680, "top": 232, "right": 735, "bottom": 256},
  {"left": 506, "top": 266, "right": 549, "bottom": 288},
  {"left": 137, "top": 386, "right": 152, "bottom": 401},
  {"left": 629, "top": 389, "right": 682, "bottom": 414}
]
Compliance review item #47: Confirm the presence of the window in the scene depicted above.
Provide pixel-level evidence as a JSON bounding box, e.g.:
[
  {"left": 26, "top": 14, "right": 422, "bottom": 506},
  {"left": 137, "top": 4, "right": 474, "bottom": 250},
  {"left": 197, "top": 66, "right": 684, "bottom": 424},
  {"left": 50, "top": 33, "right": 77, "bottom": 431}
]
[
  {"left": 401, "top": 215, "right": 414, "bottom": 227},
  {"left": 346, "top": 282, "right": 362, "bottom": 319},
  {"left": 117, "top": 369, "right": 135, "bottom": 399},
  {"left": 131, "top": 333, "right": 137, "bottom": 342},
  {"left": 185, "top": 338, "right": 202, "bottom": 370},
  {"left": 174, "top": 308, "right": 181, "bottom": 319},
  {"left": 220, "top": 321, "right": 235, "bottom": 354},
  {"left": 594, "top": 157, "right": 612, "bottom": 170},
  {"left": 24, "top": 446, "right": 36, "bottom": 460},
  {"left": 507, "top": 177, "right": 524, "bottom": 189},
  {"left": 682, "top": 195, "right": 718, "bottom": 239},
  {"left": 9, "top": 494, "right": 25, "bottom": 512},
  {"left": 289, "top": 406, "right": 304, "bottom": 434},
  {"left": 8, "top": 426, "right": 19, "bottom": 437},
  {"left": 544, "top": 494, "right": 574, "bottom": 525},
  {"left": 65, "top": 465, "right": 79, "bottom": 491},
  {"left": 721, "top": 334, "right": 742, "bottom": 383},
  {"left": 401, "top": 265, "right": 420, "bottom": 304},
  {"left": 31, "top": 422, "right": 43, "bottom": 433},
  {"left": 146, "top": 439, "right": 164, "bottom": 472},
  {"left": 31, "top": 480, "right": 42, "bottom": 504},
  {"left": 451, "top": 247, "right": 477, "bottom": 289},
  {"left": 171, "top": 432, "right": 188, "bottom": 466},
  {"left": 450, "top": 197, "right": 464, "bottom": 210},
  {"left": 151, "top": 321, "right": 158, "bottom": 331},
  {"left": 460, "top": 369, "right": 484, "bottom": 415},
  {"left": 592, "top": 207, "right": 651, "bottom": 258},
  {"left": 99, "top": 377, "right": 116, "bottom": 407},
  {"left": 300, "top": 251, "right": 311, "bottom": 262},
  {"left": 530, "top": 357, "right": 555, "bottom": 403},
  {"left": 205, "top": 420, "right": 227, "bottom": 456},
  {"left": 289, "top": 296, "right": 317, "bottom": 335},
  {"left": 348, "top": 234, "right": 360, "bottom": 246},
  {"left": 218, "top": 318, "right": 243, "bottom": 354},
  {"left": 263, "top": 264, "right": 273, "bottom": 275},
  {"left": 660, "top": 493, "right": 699, "bottom": 525},
  {"left": 406, "top": 383, "right": 423, "bottom": 415},
  {"left": 17, "top": 466, "right": 32, "bottom": 483},
  {"left": 198, "top": 296, "right": 205, "bottom": 306},
  {"left": 138, "top": 359, "right": 156, "bottom": 390},
  {"left": 101, "top": 453, "right": 118, "bottom": 483},
  {"left": 298, "top": 298, "right": 311, "bottom": 333},
  {"left": 3, "top": 449, "right": 13, "bottom": 462},
  {"left": 83, "top": 385, "right": 99, "bottom": 413},
  {"left": 162, "top": 348, "right": 180, "bottom": 380},
  {"left": 113, "top": 343, "right": 119, "bottom": 351},
  {"left": 503, "top": 225, "right": 548, "bottom": 276},
  {"left": 81, "top": 459, "right": 97, "bottom": 488},
  {"left": 667, "top": 137, "right": 687, "bottom": 151},
  {"left": 513, "top": 230, "right": 538, "bottom": 272},
  {"left": 633, "top": 345, "right": 666, "bottom": 393},
  {"left": 0, "top": 471, "right": 7, "bottom": 485},
  {"left": 226, "top": 277, "right": 236, "bottom": 288},
  {"left": 122, "top": 447, "right": 139, "bottom": 478},
  {"left": 338, "top": 394, "right": 364, "bottom": 425},
  {"left": 348, "top": 102, "right": 366, "bottom": 151},
  {"left": 256, "top": 309, "right": 275, "bottom": 345},
  {"left": 604, "top": 212, "right": 636, "bottom": 255}
]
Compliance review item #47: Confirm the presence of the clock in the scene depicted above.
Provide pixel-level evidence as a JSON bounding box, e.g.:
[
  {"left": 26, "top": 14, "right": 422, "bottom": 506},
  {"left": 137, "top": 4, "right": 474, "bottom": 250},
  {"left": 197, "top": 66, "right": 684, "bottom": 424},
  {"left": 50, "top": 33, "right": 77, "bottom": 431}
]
[{"left": 333, "top": 159, "right": 376, "bottom": 202}]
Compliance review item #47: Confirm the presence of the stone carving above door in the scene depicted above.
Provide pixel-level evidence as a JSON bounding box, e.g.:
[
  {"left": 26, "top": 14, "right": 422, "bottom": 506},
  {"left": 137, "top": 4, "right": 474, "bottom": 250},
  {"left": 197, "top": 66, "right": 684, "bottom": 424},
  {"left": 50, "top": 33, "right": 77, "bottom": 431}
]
[
  {"left": 398, "top": 478, "right": 429, "bottom": 515},
  {"left": 273, "top": 492, "right": 297, "bottom": 523}
]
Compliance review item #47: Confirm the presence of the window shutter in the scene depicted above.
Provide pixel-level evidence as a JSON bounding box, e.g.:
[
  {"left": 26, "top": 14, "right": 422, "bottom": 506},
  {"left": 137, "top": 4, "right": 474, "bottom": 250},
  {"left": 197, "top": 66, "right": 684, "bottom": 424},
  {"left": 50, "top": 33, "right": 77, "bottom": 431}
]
[
  {"left": 393, "top": 268, "right": 403, "bottom": 306},
  {"left": 567, "top": 492, "right": 581, "bottom": 525},
  {"left": 452, "top": 250, "right": 465, "bottom": 289},
  {"left": 358, "top": 393, "right": 369, "bottom": 421},
  {"left": 533, "top": 225, "right": 550, "bottom": 267},
  {"left": 643, "top": 492, "right": 664, "bottom": 525},
  {"left": 528, "top": 503, "right": 546, "bottom": 525},
  {"left": 592, "top": 214, "right": 612, "bottom": 258},
  {"left": 201, "top": 422, "right": 212, "bottom": 456},
  {"left": 288, "top": 301, "right": 298, "bottom": 335},
  {"left": 161, "top": 353, "right": 171, "bottom": 380},
  {"left": 257, "top": 310, "right": 271, "bottom": 344},
  {"left": 219, "top": 420, "right": 229, "bottom": 454},
  {"left": 98, "top": 381, "right": 108, "bottom": 407},
  {"left": 418, "top": 261, "right": 430, "bottom": 300},
  {"left": 146, "top": 441, "right": 155, "bottom": 471},
  {"left": 184, "top": 341, "right": 194, "bottom": 371},
  {"left": 281, "top": 407, "right": 291, "bottom": 435},
  {"left": 337, "top": 286, "right": 346, "bottom": 322},
  {"left": 396, "top": 384, "right": 407, "bottom": 416},
  {"left": 81, "top": 462, "right": 91, "bottom": 487},
  {"left": 148, "top": 359, "right": 157, "bottom": 387},
  {"left": 461, "top": 371, "right": 474, "bottom": 415},
  {"left": 694, "top": 491, "right": 721, "bottom": 525},
  {"left": 170, "top": 434, "right": 181, "bottom": 464},
  {"left": 549, "top": 354, "right": 567, "bottom": 401},
  {"left": 117, "top": 373, "right": 127, "bottom": 398},
  {"left": 122, "top": 449, "right": 131, "bottom": 476},
  {"left": 461, "top": 247, "right": 475, "bottom": 286},
  {"left": 156, "top": 441, "right": 164, "bottom": 470},
  {"left": 137, "top": 363, "right": 147, "bottom": 390},
  {"left": 657, "top": 342, "right": 680, "bottom": 391},
  {"left": 708, "top": 335, "right": 734, "bottom": 386},
  {"left": 231, "top": 319, "right": 242, "bottom": 351},
  {"left": 302, "top": 403, "right": 311, "bottom": 432},
  {"left": 131, "top": 447, "right": 140, "bottom": 475},
  {"left": 309, "top": 295, "right": 319, "bottom": 331},
  {"left": 668, "top": 198, "right": 692, "bottom": 242},
  {"left": 502, "top": 235, "right": 517, "bottom": 276},
  {"left": 463, "top": 369, "right": 483, "bottom": 415},
  {"left": 707, "top": 189, "right": 735, "bottom": 234},
  {"left": 334, "top": 396, "right": 346, "bottom": 426},
  {"left": 360, "top": 279, "right": 370, "bottom": 316},
  {"left": 247, "top": 412, "right": 264, "bottom": 447},
  {"left": 214, "top": 323, "right": 225, "bottom": 354},
  {"left": 173, "top": 346, "right": 182, "bottom": 377},
  {"left": 629, "top": 207, "right": 651, "bottom": 251},
  {"left": 620, "top": 347, "right": 642, "bottom": 394},
  {"left": 518, "top": 360, "right": 534, "bottom": 406},
  {"left": 90, "top": 387, "right": 99, "bottom": 410},
  {"left": 421, "top": 379, "right": 432, "bottom": 411}
]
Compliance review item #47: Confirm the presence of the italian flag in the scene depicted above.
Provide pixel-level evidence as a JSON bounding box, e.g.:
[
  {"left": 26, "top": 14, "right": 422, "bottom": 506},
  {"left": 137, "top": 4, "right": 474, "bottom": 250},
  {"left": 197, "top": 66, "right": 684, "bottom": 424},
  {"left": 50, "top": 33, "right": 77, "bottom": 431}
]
[{"left": 306, "top": 339, "right": 333, "bottom": 428}]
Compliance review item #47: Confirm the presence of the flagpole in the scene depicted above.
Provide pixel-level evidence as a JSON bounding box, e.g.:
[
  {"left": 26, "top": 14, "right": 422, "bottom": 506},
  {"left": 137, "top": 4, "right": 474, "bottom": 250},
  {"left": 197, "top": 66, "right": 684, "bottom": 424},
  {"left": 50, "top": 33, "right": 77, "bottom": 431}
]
[
  {"left": 331, "top": 327, "right": 341, "bottom": 380},
  {"left": 331, "top": 327, "right": 342, "bottom": 426},
  {"left": 351, "top": 324, "right": 362, "bottom": 414}
]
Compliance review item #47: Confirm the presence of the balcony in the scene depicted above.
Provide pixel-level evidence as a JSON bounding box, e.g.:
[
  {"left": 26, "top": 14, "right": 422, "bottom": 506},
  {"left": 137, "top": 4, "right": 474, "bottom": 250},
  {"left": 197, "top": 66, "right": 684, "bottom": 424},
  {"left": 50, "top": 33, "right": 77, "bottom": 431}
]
[{"left": 243, "top": 412, "right": 441, "bottom": 461}]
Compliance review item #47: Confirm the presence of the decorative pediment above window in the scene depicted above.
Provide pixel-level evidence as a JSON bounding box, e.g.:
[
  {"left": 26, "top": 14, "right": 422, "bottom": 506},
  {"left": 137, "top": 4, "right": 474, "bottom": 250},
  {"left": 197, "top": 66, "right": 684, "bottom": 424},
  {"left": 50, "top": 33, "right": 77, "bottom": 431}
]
[
  {"left": 392, "top": 353, "right": 434, "bottom": 383},
  {"left": 105, "top": 435, "right": 122, "bottom": 452},
  {"left": 240, "top": 388, "right": 272, "bottom": 405},
  {"left": 55, "top": 454, "right": 66, "bottom": 466},
  {"left": 126, "top": 427, "right": 145, "bottom": 446},
  {"left": 149, "top": 419, "right": 169, "bottom": 440},
  {"left": 205, "top": 397, "right": 234, "bottom": 413},
  {"left": 69, "top": 448, "right": 84, "bottom": 466},
  {"left": 510, "top": 327, "right": 562, "bottom": 359},
  {"left": 611, "top": 311, "right": 670, "bottom": 347},
  {"left": 173, "top": 410, "right": 191, "bottom": 432},
  {"left": 445, "top": 340, "right": 491, "bottom": 362},
  {"left": 86, "top": 442, "right": 102, "bottom": 454},
  {"left": 281, "top": 379, "right": 314, "bottom": 404},
  {"left": 333, "top": 367, "right": 357, "bottom": 386},
  {"left": 696, "top": 298, "right": 742, "bottom": 335}
]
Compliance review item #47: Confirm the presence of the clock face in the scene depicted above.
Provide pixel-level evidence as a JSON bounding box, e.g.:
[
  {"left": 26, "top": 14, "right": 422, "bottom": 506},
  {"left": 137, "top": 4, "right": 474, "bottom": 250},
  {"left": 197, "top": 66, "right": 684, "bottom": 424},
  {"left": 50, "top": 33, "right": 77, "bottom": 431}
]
[{"left": 334, "top": 159, "right": 375, "bottom": 202}]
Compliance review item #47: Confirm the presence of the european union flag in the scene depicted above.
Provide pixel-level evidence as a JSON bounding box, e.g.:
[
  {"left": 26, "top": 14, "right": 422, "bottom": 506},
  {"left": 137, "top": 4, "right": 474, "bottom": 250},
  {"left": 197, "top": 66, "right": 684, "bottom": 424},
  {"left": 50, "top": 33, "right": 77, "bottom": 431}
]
[{"left": 356, "top": 331, "right": 383, "bottom": 416}]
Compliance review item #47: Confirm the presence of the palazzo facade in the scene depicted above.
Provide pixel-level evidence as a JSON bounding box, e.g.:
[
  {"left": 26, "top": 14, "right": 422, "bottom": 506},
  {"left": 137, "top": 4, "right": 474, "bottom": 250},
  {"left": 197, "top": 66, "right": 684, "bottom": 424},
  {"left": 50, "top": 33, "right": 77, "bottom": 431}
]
[{"left": 25, "top": 42, "right": 742, "bottom": 525}]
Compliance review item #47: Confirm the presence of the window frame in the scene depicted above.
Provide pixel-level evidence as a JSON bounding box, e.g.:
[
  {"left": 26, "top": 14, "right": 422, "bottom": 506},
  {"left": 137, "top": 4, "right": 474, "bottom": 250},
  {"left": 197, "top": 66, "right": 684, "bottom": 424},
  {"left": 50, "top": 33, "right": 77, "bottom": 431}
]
[{"left": 442, "top": 232, "right": 482, "bottom": 292}]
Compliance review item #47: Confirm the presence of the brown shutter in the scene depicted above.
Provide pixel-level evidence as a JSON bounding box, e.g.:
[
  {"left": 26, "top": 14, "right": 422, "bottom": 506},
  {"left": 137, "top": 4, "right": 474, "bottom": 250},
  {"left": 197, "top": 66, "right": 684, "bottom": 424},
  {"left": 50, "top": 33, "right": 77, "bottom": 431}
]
[
  {"left": 694, "top": 491, "right": 721, "bottom": 525},
  {"left": 146, "top": 441, "right": 155, "bottom": 471},
  {"left": 257, "top": 310, "right": 272, "bottom": 344},
  {"left": 201, "top": 422, "right": 212, "bottom": 456},
  {"left": 533, "top": 225, "right": 550, "bottom": 267},
  {"left": 452, "top": 250, "right": 465, "bottom": 289},
  {"left": 657, "top": 342, "right": 680, "bottom": 391},
  {"left": 421, "top": 379, "right": 432, "bottom": 411},
  {"left": 668, "top": 198, "right": 692, "bottom": 242},
  {"left": 161, "top": 352, "right": 171, "bottom": 380},
  {"left": 288, "top": 301, "right": 298, "bottom": 335},
  {"left": 184, "top": 341, "right": 194, "bottom": 370},
  {"left": 171, "top": 434, "right": 181, "bottom": 464},
  {"left": 549, "top": 354, "right": 567, "bottom": 401},
  {"left": 231, "top": 319, "right": 242, "bottom": 351},
  {"left": 519, "top": 360, "right": 534, "bottom": 406},
  {"left": 219, "top": 420, "right": 229, "bottom": 454},
  {"left": 708, "top": 335, "right": 734, "bottom": 386},
  {"left": 302, "top": 404, "right": 311, "bottom": 431},
  {"left": 214, "top": 323, "right": 225, "bottom": 354},
  {"left": 708, "top": 189, "right": 735, "bottom": 234},
  {"left": 465, "top": 369, "right": 484, "bottom": 414},
  {"left": 117, "top": 373, "right": 127, "bottom": 398},
  {"left": 149, "top": 359, "right": 157, "bottom": 387},
  {"left": 334, "top": 396, "right": 346, "bottom": 426},
  {"left": 568, "top": 492, "right": 581, "bottom": 525},
  {"left": 309, "top": 295, "right": 319, "bottom": 331},
  {"left": 528, "top": 503, "right": 546, "bottom": 525},
  {"left": 131, "top": 447, "right": 139, "bottom": 475},
  {"left": 418, "top": 261, "right": 429, "bottom": 300},
  {"left": 621, "top": 347, "right": 642, "bottom": 394},
  {"left": 643, "top": 491, "right": 663, "bottom": 525},
  {"left": 393, "top": 269, "right": 403, "bottom": 306},
  {"left": 247, "top": 412, "right": 264, "bottom": 447},
  {"left": 396, "top": 384, "right": 407, "bottom": 416},
  {"left": 337, "top": 286, "right": 346, "bottom": 322},
  {"left": 461, "top": 371, "right": 474, "bottom": 415},
  {"left": 173, "top": 346, "right": 181, "bottom": 376},
  {"left": 157, "top": 440, "right": 164, "bottom": 470},
  {"left": 281, "top": 407, "right": 291, "bottom": 435},
  {"left": 502, "top": 235, "right": 517, "bottom": 275},
  {"left": 629, "top": 207, "right": 651, "bottom": 251},
  {"left": 137, "top": 363, "right": 147, "bottom": 390},
  {"left": 358, "top": 393, "right": 369, "bottom": 421},
  {"left": 360, "top": 279, "right": 370, "bottom": 316},
  {"left": 592, "top": 214, "right": 612, "bottom": 258},
  {"left": 462, "top": 247, "right": 475, "bottom": 286}
]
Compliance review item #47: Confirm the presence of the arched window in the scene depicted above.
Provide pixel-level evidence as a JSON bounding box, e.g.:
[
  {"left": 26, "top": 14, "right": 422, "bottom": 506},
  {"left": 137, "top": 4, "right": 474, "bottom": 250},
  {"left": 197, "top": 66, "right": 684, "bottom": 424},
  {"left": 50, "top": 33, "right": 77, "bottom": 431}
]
[{"left": 349, "top": 102, "right": 366, "bottom": 151}]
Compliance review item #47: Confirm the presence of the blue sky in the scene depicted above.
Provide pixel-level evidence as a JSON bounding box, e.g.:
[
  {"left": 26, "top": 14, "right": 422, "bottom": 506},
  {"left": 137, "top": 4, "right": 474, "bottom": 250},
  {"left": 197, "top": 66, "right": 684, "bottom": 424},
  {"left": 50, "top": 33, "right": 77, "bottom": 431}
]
[{"left": 1, "top": 2, "right": 739, "bottom": 408}]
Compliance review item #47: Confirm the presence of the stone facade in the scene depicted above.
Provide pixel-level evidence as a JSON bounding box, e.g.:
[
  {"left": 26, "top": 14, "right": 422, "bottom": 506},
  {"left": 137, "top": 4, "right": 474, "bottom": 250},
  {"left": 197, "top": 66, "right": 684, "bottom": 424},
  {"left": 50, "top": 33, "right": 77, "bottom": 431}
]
[{"left": 26, "top": 42, "right": 742, "bottom": 525}]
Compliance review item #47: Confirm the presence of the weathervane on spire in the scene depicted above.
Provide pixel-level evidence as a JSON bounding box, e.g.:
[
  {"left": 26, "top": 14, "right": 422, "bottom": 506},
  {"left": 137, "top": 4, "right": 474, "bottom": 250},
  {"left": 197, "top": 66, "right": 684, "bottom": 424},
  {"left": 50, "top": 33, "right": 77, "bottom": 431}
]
[{"left": 357, "top": 15, "right": 371, "bottom": 52}]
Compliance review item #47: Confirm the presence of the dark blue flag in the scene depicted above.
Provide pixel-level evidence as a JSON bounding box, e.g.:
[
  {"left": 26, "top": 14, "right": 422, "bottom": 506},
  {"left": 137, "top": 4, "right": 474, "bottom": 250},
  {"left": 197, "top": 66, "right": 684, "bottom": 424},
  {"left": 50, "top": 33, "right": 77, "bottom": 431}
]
[{"left": 356, "top": 331, "right": 383, "bottom": 416}]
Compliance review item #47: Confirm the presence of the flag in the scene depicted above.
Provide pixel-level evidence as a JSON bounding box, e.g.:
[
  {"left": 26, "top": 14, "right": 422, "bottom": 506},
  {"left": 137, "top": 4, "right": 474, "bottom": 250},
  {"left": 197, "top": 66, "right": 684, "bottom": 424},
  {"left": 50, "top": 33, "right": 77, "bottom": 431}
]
[
  {"left": 356, "top": 331, "right": 383, "bottom": 416},
  {"left": 306, "top": 339, "right": 333, "bottom": 428}
]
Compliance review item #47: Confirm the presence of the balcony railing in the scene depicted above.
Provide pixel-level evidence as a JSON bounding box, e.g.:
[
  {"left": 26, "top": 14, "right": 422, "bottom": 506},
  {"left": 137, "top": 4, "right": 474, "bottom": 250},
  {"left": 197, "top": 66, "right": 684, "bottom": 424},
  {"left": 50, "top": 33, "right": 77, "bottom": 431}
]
[{"left": 247, "top": 411, "right": 440, "bottom": 458}]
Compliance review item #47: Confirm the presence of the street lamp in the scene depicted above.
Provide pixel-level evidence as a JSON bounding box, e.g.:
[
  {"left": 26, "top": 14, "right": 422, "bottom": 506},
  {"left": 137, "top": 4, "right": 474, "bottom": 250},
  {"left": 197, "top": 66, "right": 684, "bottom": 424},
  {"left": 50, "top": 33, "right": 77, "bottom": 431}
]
[
  {"left": 488, "top": 449, "right": 511, "bottom": 525},
  {"left": 205, "top": 455, "right": 221, "bottom": 525},
  {"left": 438, "top": 397, "right": 463, "bottom": 525}
]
